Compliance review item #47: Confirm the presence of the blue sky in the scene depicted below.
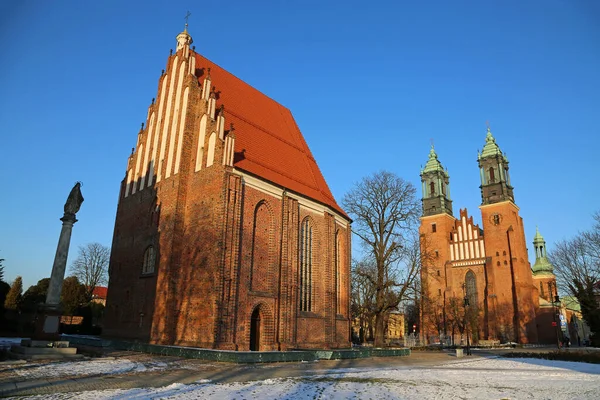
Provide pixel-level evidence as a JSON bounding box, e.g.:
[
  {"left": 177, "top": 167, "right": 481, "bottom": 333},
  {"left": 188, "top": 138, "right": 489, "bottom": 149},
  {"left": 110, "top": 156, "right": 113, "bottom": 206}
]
[{"left": 1, "top": 1, "right": 599, "bottom": 289}]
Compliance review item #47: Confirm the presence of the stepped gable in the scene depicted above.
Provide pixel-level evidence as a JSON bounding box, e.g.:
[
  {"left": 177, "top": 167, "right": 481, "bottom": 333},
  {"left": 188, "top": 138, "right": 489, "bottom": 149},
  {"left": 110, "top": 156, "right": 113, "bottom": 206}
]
[{"left": 193, "top": 53, "right": 347, "bottom": 218}]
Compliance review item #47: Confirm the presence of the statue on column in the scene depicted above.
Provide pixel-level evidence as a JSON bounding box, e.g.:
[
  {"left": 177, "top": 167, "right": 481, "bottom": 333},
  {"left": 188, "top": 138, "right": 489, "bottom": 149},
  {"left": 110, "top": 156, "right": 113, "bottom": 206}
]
[{"left": 63, "top": 182, "right": 84, "bottom": 218}]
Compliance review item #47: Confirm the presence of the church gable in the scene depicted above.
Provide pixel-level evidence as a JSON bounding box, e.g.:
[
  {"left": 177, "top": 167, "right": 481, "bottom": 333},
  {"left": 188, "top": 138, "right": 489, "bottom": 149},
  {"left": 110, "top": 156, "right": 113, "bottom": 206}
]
[{"left": 448, "top": 209, "right": 486, "bottom": 264}]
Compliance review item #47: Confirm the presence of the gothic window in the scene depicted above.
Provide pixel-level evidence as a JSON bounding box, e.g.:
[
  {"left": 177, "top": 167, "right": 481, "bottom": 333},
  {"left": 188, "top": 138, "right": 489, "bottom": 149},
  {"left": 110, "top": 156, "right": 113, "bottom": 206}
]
[
  {"left": 465, "top": 270, "right": 477, "bottom": 307},
  {"left": 432, "top": 223, "right": 437, "bottom": 233},
  {"left": 300, "top": 218, "right": 313, "bottom": 312},
  {"left": 437, "top": 270, "right": 441, "bottom": 276},
  {"left": 251, "top": 202, "right": 274, "bottom": 292},
  {"left": 142, "top": 246, "right": 155, "bottom": 274},
  {"left": 489, "top": 167, "right": 495, "bottom": 183},
  {"left": 540, "top": 282, "right": 545, "bottom": 297},
  {"left": 430, "top": 181, "right": 436, "bottom": 195},
  {"left": 335, "top": 231, "right": 341, "bottom": 315}
]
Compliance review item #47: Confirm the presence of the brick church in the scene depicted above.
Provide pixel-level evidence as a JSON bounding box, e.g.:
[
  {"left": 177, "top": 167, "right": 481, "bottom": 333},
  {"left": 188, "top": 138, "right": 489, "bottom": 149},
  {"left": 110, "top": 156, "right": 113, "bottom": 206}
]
[
  {"left": 103, "top": 26, "right": 352, "bottom": 351},
  {"left": 419, "top": 128, "right": 558, "bottom": 344}
]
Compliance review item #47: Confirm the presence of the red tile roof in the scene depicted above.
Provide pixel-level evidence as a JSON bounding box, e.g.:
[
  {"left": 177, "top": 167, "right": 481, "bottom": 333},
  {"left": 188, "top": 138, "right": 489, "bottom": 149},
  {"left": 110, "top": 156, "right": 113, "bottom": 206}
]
[
  {"left": 194, "top": 54, "right": 348, "bottom": 219},
  {"left": 92, "top": 286, "right": 108, "bottom": 299}
]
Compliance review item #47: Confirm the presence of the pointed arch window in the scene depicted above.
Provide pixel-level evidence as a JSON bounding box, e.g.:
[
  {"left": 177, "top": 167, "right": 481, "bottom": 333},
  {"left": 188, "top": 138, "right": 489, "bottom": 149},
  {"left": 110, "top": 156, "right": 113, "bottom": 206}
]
[
  {"left": 489, "top": 167, "right": 495, "bottom": 183},
  {"left": 142, "top": 246, "right": 156, "bottom": 274},
  {"left": 335, "top": 230, "right": 341, "bottom": 315},
  {"left": 465, "top": 270, "right": 477, "bottom": 307},
  {"left": 300, "top": 219, "right": 313, "bottom": 312},
  {"left": 429, "top": 181, "right": 436, "bottom": 195}
]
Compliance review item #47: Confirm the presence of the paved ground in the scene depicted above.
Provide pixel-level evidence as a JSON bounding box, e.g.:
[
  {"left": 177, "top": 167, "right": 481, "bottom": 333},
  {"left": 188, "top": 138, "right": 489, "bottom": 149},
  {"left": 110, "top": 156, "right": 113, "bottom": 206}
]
[{"left": 0, "top": 347, "right": 581, "bottom": 397}]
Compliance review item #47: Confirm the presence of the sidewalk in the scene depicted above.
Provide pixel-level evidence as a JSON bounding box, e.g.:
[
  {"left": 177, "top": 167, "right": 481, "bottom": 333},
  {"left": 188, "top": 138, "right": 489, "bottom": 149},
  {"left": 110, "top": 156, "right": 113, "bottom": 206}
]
[{"left": 0, "top": 350, "right": 478, "bottom": 397}]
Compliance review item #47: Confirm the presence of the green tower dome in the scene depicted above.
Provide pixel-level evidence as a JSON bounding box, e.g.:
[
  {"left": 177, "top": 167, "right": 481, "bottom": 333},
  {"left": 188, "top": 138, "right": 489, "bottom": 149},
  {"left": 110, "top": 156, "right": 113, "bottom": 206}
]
[{"left": 532, "top": 227, "right": 554, "bottom": 275}]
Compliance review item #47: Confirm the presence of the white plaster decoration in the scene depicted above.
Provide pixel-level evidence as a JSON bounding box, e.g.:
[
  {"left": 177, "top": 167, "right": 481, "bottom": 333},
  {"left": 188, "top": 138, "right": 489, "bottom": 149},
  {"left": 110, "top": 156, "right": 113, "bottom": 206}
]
[
  {"left": 480, "top": 240, "right": 486, "bottom": 257},
  {"left": 184, "top": 45, "right": 189, "bottom": 59},
  {"left": 202, "top": 76, "right": 211, "bottom": 101},
  {"left": 458, "top": 226, "right": 463, "bottom": 242},
  {"left": 459, "top": 242, "right": 464, "bottom": 260},
  {"left": 157, "top": 56, "right": 179, "bottom": 182},
  {"left": 222, "top": 134, "right": 235, "bottom": 166},
  {"left": 206, "top": 132, "right": 216, "bottom": 167},
  {"left": 189, "top": 55, "right": 195, "bottom": 75},
  {"left": 218, "top": 114, "right": 225, "bottom": 140},
  {"left": 475, "top": 240, "right": 480, "bottom": 258},
  {"left": 453, "top": 243, "right": 459, "bottom": 261},
  {"left": 166, "top": 62, "right": 187, "bottom": 179},
  {"left": 474, "top": 229, "right": 478, "bottom": 239},
  {"left": 125, "top": 169, "right": 133, "bottom": 197},
  {"left": 209, "top": 97, "right": 216, "bottom": 119},
  {"left": 174, "top": 87, "right": 189, "bottom": 174},
  {"left": 195, "top": 115, "right": 207, "bottom": 171},
  {"left": 450, "top": 244, "right": 455, "bottom": 261},
  {"left": 469, "top": 241, "right": 474, "bottom": 259},
  {"left": 140, "top": 113, "right": 155, "bottom": 189},
  {"left": 149, "top": 78, "right": 168, "bottom": 187},
  {"left": 462, "top": 216, "right": 467, "bottom": 239},
  {"left": 468, "top": 226, "right": 473, "bottom": 241},
  {"left": 132, "top": 144, "right": 143, "bottom": 194}
]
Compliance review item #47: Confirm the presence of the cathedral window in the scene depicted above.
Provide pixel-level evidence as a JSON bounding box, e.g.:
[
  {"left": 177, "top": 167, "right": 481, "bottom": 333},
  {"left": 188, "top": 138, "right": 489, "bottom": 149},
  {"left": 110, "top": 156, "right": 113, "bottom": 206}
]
[
  {"left": 251, "top": 202, "right": 274, "bottom": 293},
  {"left": 142, "top": 246, "right": 156, "bottom": 274},
  {"left": 335, "top": 231, "right": 341, "bottom": 315},
  {"left": 430, "top": 181, "right": 436, "bottom": 195},
  {"left": 465, "top": 270, "right": 477, "bottom": 307},
  {"left": 489, "top": 167, "right": 495, "bottom": 183},
  {"left": 300, "top": 218, "right": 313, "bottom": 312}
]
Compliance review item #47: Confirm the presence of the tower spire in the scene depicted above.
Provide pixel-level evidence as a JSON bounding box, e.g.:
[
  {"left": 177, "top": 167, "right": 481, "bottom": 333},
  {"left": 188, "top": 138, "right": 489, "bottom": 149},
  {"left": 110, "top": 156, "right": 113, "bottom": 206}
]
[
  {"left": 477, "top": 124, "right": 514, "bottom": 205},
  {"left": 420, "top": 144, "right": 452, "bottom": 216},
  {"left": 532, "top": 227, "right": 554, "bottom": 275},
  {"left": 176, "top": 12, "right": 193, "bottom": 51}
]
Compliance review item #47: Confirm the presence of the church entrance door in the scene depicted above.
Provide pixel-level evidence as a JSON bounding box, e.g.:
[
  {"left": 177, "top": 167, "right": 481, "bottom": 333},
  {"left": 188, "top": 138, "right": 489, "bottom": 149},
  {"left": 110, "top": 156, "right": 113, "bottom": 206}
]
[{"left": 250, "top": 307, "right": 261, "bottom": 351}]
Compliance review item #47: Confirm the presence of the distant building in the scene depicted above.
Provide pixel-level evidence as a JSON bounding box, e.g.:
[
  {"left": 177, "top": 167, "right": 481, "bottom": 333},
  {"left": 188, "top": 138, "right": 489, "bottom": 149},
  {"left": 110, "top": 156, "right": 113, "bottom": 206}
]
[
  {"left": 103, "top": 27, "right": 351, "bottom": 351},
  {"left": 91, "top": 286, "right": 108, "bottom": 306},
  {"left": 419, "top": 128, "right": 557, "bottom": 344}
]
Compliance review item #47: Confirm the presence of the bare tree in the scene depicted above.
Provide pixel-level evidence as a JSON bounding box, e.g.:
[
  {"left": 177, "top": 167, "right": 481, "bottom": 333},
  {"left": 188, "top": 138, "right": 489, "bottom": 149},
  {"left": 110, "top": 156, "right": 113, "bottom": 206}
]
[
  {"left": 549, "top": 211, "right": 600, "bottom": 346},
  {"left": 343, "top": 171, "right": 421, "bottom": 347},
  {"left": 70, "top": 243, "right": 110, "bottom": 302}
]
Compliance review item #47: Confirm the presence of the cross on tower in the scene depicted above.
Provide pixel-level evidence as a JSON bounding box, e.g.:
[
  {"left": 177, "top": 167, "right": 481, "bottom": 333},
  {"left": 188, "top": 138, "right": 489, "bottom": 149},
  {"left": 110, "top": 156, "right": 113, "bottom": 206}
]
[
  {"left": 184, "top": 11, "right": 191, "bottom": 30},
  {"left": 486, "top": 120, "right": 491, "bottom": 130}
]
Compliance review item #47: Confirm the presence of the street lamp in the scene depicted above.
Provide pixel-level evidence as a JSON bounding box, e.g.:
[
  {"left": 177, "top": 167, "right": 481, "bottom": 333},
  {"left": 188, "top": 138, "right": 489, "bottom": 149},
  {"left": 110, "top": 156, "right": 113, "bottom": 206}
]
[
  {"left": 463, "top": 296, "right": 471, "bottom": 356},
  {"left": 550, "top": 282, "right": 561, "bottom": 349}
]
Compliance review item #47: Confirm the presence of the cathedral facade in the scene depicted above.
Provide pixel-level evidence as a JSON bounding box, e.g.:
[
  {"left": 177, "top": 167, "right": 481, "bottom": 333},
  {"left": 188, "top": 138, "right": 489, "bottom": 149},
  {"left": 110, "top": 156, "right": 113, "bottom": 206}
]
[
  {"left": 103, "top": 28, "right": 352, "bottom": 351},
  {"left": 419, "top": 128, "right": 557, "bottom": 344}
]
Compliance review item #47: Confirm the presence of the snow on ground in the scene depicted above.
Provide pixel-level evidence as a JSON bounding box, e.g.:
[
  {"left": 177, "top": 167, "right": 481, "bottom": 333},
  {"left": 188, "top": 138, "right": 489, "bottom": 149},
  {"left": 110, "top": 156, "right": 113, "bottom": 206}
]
[
  {"left": 8, "top": 357, "right": 600, "bottom": 400},
  {"left": 11, "top": 358, "right": 170, "bottom": 379}
]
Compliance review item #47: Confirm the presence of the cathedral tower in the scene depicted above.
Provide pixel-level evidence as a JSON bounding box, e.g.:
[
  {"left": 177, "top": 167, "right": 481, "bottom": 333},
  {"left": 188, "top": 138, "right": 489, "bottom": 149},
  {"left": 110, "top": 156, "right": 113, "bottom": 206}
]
[
  {"left": 478, "top": 127, "right": 538, "bottom": 344},
  {"left": 420, "top": 145, "right": 452, "bottom": 217}
]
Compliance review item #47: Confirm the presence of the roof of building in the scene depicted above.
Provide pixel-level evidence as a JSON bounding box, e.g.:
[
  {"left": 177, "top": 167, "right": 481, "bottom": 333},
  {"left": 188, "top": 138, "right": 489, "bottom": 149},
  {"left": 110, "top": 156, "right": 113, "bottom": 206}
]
[
  {"left": 92, "top": 286, "right": 108, "bottom": 299},
  {"left": 421, "top": 145, "right": 448, "bottom": 176},
  {"left": 479, "top": 127, "right": 508, "bottom": 161},
  {"left": 193, "top": 53, "right": 348, "bottom": 219}
]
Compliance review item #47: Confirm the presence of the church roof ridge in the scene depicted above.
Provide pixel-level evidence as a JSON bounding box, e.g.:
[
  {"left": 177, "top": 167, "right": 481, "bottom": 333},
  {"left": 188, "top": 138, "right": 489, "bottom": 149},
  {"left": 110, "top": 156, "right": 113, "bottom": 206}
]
[{"left": 193, "top": 53, "right": 348, "bottom": 219}]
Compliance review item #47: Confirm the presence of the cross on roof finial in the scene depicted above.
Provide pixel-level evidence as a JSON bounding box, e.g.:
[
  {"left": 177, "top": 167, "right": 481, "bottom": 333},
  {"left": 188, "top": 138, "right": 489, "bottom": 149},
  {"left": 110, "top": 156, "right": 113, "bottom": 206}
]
[
  {"left": 430, "top": 138, "right": 434, "bottom": 148},
  {"left": 184, "top": 11, "right": 191, "bottom": 31},
  {"left": 486, "top": 120, "right": 491, "bottom": 130}
]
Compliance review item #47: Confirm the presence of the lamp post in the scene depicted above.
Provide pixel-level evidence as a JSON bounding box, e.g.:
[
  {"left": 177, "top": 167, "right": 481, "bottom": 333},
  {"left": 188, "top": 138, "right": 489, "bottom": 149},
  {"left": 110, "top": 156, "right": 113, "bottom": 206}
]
[
  {"left": 464, "top": 296, "right": 471, "bottom": 356},
  {"left": 551, "top": 282, "right": 561, "bottom": 349}
]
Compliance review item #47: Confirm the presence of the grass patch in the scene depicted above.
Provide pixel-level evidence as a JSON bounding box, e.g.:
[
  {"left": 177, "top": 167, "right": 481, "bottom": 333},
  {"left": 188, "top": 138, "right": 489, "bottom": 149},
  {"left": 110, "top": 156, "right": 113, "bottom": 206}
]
[{"left": 502, "top": 350, "right": 600, "bottom": 364}]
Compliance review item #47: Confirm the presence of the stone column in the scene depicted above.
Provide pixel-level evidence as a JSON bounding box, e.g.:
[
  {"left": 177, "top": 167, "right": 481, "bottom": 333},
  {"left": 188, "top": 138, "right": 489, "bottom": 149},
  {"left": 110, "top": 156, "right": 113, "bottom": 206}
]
[{"left": 45, "top": 213, "right": 77, "bottom": 309}]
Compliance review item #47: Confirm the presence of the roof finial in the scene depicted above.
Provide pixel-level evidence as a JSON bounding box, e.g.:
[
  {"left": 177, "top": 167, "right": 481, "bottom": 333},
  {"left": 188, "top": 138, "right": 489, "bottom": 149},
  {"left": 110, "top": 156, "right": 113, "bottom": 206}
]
[
  {"left": 486, "top": 120, "right": 491, "bottom": 133},
  {"left": 430, "top": 138, "right": 434, "bottom": 149},
  {"left": 184, "top": 11, "right": 191, "bottom": 32}
]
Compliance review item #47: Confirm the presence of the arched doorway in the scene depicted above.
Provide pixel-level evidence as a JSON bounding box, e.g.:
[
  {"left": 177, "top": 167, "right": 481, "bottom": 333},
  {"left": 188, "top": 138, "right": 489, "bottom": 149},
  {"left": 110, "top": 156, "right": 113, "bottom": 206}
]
[{"left": 250, "top": 307, "right": 261, "bottom": 351}]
